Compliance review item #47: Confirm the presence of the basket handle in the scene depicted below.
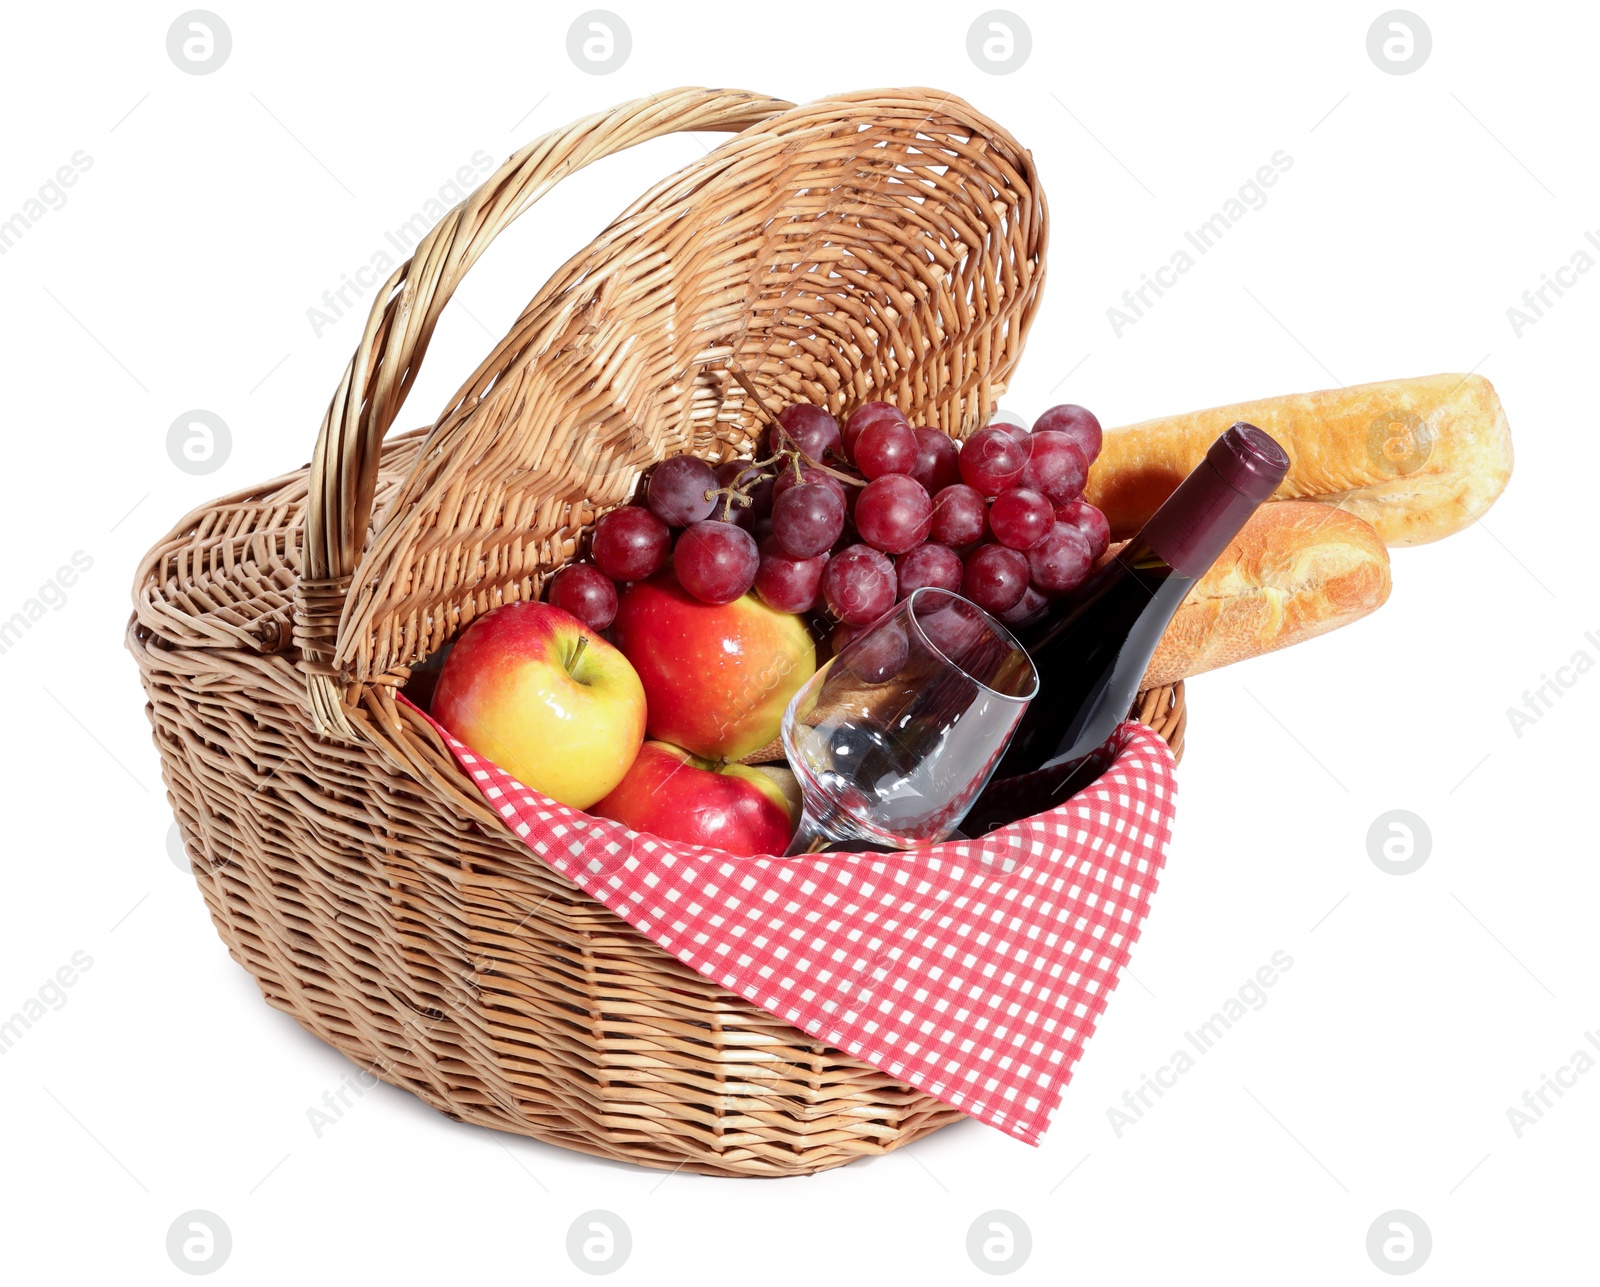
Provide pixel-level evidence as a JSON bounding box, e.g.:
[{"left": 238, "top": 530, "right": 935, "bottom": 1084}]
[{"left": 295, "top": 87, "right": 795, "bottom": 736}]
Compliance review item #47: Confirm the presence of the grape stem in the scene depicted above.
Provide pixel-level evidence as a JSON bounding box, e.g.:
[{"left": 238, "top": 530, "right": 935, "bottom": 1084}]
[
  {"left": 705, "top": 482, "right": 754, "bottom": 523},
  {"left": 699, "top": 434, "right": 868, "bottom": 523}
]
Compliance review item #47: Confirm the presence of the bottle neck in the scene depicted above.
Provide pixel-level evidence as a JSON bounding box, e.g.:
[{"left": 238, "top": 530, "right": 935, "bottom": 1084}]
[{"left": 1139, "top": 455, "right": 1270, "bottom": 578}]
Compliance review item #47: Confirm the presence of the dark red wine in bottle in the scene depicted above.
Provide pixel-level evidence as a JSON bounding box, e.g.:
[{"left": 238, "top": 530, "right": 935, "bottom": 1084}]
[{"left": 964, "top": 423, "right": 1289, "bottom": 834}]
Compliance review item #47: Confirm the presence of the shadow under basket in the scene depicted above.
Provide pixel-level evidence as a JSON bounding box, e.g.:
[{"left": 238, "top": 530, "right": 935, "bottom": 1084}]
[{"left": 129, "top": 86, "right": 1186, "bottom": 1178}]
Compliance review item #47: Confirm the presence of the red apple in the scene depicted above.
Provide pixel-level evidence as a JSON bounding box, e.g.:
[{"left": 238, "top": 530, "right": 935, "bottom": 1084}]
[
  {"left": 590, "top": 742, "right": 798, "bottom": 856},
  {"left": 433, "top": 601, "right": 646, "bottom": 809},
  {"left": 611, "top": 575, "right": 816, "bottom": 761}
]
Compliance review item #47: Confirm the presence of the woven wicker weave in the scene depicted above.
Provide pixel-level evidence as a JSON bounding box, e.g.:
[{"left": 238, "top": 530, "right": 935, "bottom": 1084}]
[{"left": 130, "top": 87, "right": 1186, "bottom": 1177}]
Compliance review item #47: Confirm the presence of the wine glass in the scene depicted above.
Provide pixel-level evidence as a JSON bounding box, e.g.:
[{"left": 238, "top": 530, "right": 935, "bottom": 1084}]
[{"left": 780, "top": 587, "right": 1039, "bottom": 854}]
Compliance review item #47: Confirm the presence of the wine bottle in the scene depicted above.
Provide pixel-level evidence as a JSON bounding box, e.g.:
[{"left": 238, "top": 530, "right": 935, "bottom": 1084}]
[{"left": 964, "top": 422, "right": 1290, "bottom": 833}]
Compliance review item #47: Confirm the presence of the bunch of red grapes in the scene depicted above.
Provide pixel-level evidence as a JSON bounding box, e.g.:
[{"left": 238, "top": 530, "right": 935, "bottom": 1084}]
[{"left": 545, "top": 400, "right": 1110, "bottom": 644}]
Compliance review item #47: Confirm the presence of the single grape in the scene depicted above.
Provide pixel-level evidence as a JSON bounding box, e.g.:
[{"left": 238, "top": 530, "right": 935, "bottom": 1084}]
[
  {"left": 1019, "top": 430, "right": 1088, "bottom": 504},
  {"left": 988, "top": 486, "right": 1055, "bottom": 550},
  {"left": 844, "top": 622, "right": 910, "bottom": 684},
  {"left": 854, "top": 419, "right": 920, "bottom": 480},
  {"left": 854, "top": 473, "right": 932, "bottom": 554},
  {"left": 1032, "top": 404, "right": 1103, "bottom": 463},
  {"left": 998, "top": 583, "right": 1050, "bottom": 628},
  {"left": 771, "top": 462, "right": 848, "bottom": 507},
  {"left": 910, "top": 427, "right": 961, "bottom": 494},
  {"left": 958, "top": 426, "right": 1028, "bottom": 496},
  {"left": 962, "top": 543, "right": 1029, "bottom": 613},
  {"left": 895, "top": 542, "right": 963, "bottom": 597},
  {"left": 771, "top": 481, "right": 846, "bottom": 558},
  {"left": 754, "top": 544, "right": 828, "bottom": 614},
  {"left": 821, "top": 544, "right": 896, "bottom": 625},
  {"left": 777, "top": 402, "right": 842, "bottom": 461},
  {"left": 929, "top": 483, "right": 987, "bottom": 547},
  {"left": 830, "top": 621, "right": 860, "bottom": 656},
  {"left": 647, "top": 455, "right": 718, "bottom": 526},
  {"left": 842, "top": 401, "right": 908, "bottom": 460},
  {"left": 1027, "top": 522, "right": 1094, "bottom": 593},
  {"left": 918, "top": 598, "right": 1004, "bottom": 668},
  {"left": 989, "top": 409, "right": 1031, "bottom": 444},
  {"left": 547, "top": 563, "right": 618, "bottom": 631},
  {"left": 1054, "top": 499, "right": 1110, "bottom": 562},
  {"left": 591, "top": 505, "right": 670, "bottom": 582},
  {"left": 673, "top": 521, "right": 759, "bottom": 603}
]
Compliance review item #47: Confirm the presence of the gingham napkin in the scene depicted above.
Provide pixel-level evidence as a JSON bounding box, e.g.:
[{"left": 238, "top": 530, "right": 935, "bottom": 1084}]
[{"left": 406, "top": 696, "right": 1178, "bottom": 1145}]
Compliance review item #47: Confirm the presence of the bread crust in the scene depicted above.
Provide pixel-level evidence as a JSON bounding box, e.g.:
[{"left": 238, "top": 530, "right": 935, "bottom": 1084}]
[
  {"left": 1141, "top": 500, "right": 1391, "bottom": 688},
  {"left": 1087, "top": 373, "right": 1513, "bottom": 547}
]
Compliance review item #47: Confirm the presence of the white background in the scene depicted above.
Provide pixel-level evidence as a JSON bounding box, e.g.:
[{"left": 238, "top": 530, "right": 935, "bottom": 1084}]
[{"left": 2, "top": 0, "right": 1594, "bottom": 1281}]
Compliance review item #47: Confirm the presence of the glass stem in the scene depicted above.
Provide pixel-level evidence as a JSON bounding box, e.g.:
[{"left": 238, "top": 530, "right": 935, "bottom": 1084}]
[{"left": 783, "top": 810, "right": 835, "bottom": 857}]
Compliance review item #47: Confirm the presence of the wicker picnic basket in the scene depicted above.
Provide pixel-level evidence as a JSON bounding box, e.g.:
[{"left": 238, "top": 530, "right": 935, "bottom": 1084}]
[{"left": 129, "top": 87, "right": 1187, "bottom": 1177}]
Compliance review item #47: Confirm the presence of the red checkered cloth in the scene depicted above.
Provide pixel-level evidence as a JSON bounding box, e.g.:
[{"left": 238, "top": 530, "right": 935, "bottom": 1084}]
[{"left": 408, "top": 697, "right": 1178, "bottom": 1145}]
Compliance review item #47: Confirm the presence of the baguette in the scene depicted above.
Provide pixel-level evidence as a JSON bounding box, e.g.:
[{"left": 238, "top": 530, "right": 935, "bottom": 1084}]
[
  {"left": 1086, "top": 373, "right": 1512, "bottom": 546},
  {"left": 1141, "top": 499, "right": 1390, "bottom": 689}
]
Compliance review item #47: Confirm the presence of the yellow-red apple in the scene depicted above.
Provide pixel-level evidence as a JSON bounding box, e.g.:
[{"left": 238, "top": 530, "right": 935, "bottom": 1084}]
[
  {"left": 590, "top": 741, "right": 799, "bottom": 856},
  {"left": 433, "top": 601, "right": 646, "bottom": 809},
  {"left": 611, "top": 576, "right": 815, "bottom": 760}
]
